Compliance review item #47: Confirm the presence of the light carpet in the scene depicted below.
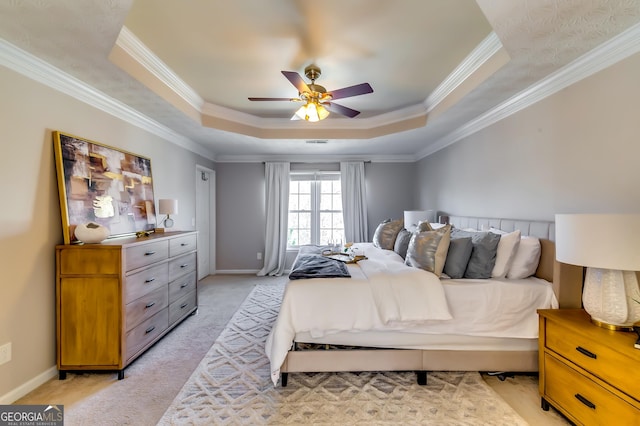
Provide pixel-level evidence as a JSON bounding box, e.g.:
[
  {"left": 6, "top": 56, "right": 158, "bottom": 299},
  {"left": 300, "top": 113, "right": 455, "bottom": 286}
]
[{"left": 159, "top": 283, "right": 528, "bottom": 425}]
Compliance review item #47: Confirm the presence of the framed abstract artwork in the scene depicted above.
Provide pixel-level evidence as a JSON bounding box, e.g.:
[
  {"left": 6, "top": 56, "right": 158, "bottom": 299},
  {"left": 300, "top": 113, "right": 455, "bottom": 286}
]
[{"left": 53, "top": 131, "right": 157, "bottom": 244}]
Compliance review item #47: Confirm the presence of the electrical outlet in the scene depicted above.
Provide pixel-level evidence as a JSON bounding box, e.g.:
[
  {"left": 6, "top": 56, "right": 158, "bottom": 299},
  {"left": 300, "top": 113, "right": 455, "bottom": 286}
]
[
  {"left": 0, "top": 342, "right": 11, "bottom": 365},
  {"left": 257, "top": 252, "right": 262, "bottom": 260}
]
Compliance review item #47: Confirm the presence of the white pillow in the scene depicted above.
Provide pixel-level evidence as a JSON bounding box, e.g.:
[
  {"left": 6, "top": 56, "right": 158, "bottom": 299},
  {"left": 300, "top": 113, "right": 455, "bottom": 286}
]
[
  {"left": 489, "top": 228, "right": 521, "bottom": 278},
  {"left": 506, "top": 236, "right": 541, "bottom": 279}
]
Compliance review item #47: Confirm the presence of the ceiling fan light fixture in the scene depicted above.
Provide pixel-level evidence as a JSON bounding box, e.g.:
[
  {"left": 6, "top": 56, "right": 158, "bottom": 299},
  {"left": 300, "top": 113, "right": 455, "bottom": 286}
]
[{"left": 294, "top": 102, "right": 329, "bottom": 122}]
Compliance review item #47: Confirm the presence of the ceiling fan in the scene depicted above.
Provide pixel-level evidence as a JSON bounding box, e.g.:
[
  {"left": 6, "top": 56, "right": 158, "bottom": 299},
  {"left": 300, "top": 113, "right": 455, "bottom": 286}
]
[{"left": 248, "top": 64, "right": 373, "bottom": 122}]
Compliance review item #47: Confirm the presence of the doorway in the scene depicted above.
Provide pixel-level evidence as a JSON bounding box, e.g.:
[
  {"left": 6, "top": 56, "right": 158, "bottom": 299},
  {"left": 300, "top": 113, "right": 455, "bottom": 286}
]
[{"left": 196, "top": 166, "right": 215, "bottom": 279}]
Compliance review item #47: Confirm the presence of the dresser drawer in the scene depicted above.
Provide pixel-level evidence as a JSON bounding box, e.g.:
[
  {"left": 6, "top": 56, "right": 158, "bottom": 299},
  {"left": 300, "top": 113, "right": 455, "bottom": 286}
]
[
  {"left": 170, "top": 234, "right": 197, "bottom": 257},
  {"left": 169, "top": 291, "right": 197, "bottom": 325},
  {"left": 545, "top": 319, "right": 638, "bottom": 400},
  {"left": 124, "top": 263, "right": 168, "bottom": 304},
  {"left": 169, "top": 271, "right": 197, "bottom": 303},
  {"left": 169, "top": 252, "right": 197, "bottom": 282},
  {"left": 544, "top": 353, "right": 639, "bottom": 425},
  {"left": 125, "top": 286, "right": 168, "bottom": 331},
  {"left": 126, "top": 309, "right": 168, "bottom": 362},
  {"left": 125, "top": 240, "right": 169, "bottom": 271}
]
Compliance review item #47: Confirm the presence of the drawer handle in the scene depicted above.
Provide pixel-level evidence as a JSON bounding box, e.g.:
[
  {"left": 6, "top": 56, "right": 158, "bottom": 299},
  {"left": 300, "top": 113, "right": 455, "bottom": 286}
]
[
  {"left": 574, "top": 393, "right": 596, "bottom": 409},
  {"left": 144, "top": 278, "right": 156, "bottom": 283},
  {"left": 181, "top": 243, "right": 188, "bottom": 247},
  {"left": 145, "top": 326, "right": 156, "bottom": 334},
  {"left": 180, "top": 302, "right": 188, "bottom": 309},
  {"left": 144, "top": 251, "right": 156, "bottom": 256},
  {"left": 180, "top": 263, "right": 189, "bottom": 268},
  {"left": 180, "top": 282, "right": 189, "bottom": 288},
  {"left": 576, "top": 346, "right": 597, "bottom": 359},
  {"left": 145, "top": 302, "right": 156, "bottom": 309}
]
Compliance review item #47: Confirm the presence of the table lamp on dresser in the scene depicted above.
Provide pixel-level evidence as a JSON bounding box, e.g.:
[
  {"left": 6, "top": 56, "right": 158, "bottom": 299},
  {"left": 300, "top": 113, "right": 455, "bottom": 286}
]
[
  {"left": 158, "top": 198, "right": 178, "bottom": 229},
  {"left": 555, "top": 213, "right": 640, "bottom": 330}
]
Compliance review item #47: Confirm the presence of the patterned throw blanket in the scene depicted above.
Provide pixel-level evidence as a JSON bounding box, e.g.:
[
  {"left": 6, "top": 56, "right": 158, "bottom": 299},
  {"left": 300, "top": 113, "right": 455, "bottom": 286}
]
[{"left": 288, "top": 253, "right": 350, "bottom": 280}]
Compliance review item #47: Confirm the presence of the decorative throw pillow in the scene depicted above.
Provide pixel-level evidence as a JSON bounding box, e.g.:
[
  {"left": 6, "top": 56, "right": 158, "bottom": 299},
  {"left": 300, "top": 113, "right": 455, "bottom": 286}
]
[
  {"left": 372, "top": 219, "right": 403, "bottom": 250},
  {"left": 506, "top": 236, "right": 542, "bottom": 279},
  {"left": 450, "top": 229, "right": 501, "bottom": 279},
  {"left": 404, "top": 230, "right": 443, "bottom": 274},
  {"left": 393, "top": 228, "right": 412, "bottom": 259},
  {"left": 443, "top": 237, "right": 473, "bottom": 279},
  {"left": 417, "top": 220, "right": 433, "bottom": 232},
  {"left": 489, "top": 228, "right": 522, "bottom": 278},
  {"left": 405, "top": 225, "right": 451, "bottom": 276}
]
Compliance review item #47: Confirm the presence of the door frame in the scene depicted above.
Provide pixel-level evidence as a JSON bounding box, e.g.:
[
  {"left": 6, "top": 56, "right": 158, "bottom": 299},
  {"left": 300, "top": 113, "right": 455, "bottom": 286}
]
[{"left": 195, "top": 165, "right": 216, "bottom": 276}]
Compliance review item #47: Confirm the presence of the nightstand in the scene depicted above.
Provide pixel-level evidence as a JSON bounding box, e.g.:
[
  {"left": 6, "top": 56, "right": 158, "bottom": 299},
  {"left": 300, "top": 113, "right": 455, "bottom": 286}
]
[{"left": 538, "top": 309, "right": 640, "bottom": 425}]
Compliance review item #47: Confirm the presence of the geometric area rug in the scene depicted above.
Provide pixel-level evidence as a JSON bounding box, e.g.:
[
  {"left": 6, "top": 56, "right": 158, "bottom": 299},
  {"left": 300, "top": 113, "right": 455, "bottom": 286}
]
[{"left": 158, "top": 283, "right": 528, "bottom": 425}]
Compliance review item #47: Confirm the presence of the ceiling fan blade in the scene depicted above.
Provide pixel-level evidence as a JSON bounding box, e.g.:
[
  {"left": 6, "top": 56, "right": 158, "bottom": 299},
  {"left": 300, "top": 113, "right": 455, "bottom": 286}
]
[
  {"left": 324, "top": 102, "right": 360, "bottom": 118},
  {"left": 328, "top": 83, "right": 373, "bottom": 100},
  {"left": 248, "top": 97, "right": 297, "bottom": 101},
  {"left": 282, "top": 71, "right": 311, "bottom": 94}
]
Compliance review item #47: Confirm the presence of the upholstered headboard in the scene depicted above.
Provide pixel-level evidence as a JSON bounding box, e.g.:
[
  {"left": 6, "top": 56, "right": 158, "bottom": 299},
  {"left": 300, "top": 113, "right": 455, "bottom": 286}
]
[{"left": 446, "top": 215, "right": 583, "bottom": 309}]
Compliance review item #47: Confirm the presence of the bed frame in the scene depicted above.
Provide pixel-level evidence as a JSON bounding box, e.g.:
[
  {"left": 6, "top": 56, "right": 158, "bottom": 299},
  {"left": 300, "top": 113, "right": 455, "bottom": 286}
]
[{"left": 279, "top": 216, "right": 584, "bottom": 386}]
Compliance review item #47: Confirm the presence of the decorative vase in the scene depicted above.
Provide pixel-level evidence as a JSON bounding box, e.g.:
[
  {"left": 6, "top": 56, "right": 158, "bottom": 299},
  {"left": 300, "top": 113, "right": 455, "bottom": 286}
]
[{"left": 74, "top": 222, "right": 110, "bottom": 244}]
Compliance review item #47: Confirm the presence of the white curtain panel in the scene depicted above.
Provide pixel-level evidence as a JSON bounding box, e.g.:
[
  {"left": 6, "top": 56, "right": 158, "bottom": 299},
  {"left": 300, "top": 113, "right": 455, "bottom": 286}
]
[
  {"left": 340, "top": 161, "right": 368, "bottom": 242},
  {"left": 257, "top": 162, "right": 290, "bottom": 276}
]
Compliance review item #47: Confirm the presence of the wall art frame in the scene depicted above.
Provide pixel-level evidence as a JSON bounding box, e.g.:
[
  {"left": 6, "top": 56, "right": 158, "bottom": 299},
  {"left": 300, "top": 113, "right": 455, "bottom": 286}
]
[{"left": 53, "top": 131, "right": 157, "bottom": 244}]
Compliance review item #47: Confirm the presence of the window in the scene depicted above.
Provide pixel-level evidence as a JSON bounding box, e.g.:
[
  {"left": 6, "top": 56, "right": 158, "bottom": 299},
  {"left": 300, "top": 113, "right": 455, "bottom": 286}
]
[{"left": 287, "top": 172, "right": 344, "bottom": 247}]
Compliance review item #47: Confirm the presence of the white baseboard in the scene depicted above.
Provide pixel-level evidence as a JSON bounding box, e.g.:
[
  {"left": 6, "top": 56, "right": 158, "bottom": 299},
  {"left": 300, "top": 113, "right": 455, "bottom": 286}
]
[
  {"left": 214, "top": 269, "right": 261, "bottom": 275},
  {"left": 0, "top": 365, "right": 58, "bottom": 404},
  {"left": 213, "top": 269, "right": 292, "bottom": 275}
]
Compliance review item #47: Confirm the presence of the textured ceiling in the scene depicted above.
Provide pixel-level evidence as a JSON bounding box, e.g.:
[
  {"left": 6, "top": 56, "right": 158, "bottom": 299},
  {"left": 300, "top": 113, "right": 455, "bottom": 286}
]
[{"left": 1, "top": 0, "right": 639, "bottom": 161}]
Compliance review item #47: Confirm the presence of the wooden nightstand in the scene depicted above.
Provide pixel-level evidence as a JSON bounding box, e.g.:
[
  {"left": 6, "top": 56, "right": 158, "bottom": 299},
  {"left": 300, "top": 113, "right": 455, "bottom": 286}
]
[{"left": 538, "top": 309, "right": 640, "bottom": 425}]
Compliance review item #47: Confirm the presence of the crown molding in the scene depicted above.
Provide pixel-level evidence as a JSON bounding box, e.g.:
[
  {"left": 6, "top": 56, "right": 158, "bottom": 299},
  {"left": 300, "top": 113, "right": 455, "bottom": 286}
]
[
  {"left": 214, "top": 153, "right": 416, "bottom": 163},
  {"left": 0, "top": 39, "right": 215, "bottom": 161},
  {"left": 417, "top": 21, "right": 640, "bottom": 160},
  {"left": 424, "top": 32, "right": 503, "bottom": 112},
  {"left": 116, "top": 27, "right": 205, "bottom": 112},
  {"left": 119, "top": 27, "right": 499, "bottom": 135}
]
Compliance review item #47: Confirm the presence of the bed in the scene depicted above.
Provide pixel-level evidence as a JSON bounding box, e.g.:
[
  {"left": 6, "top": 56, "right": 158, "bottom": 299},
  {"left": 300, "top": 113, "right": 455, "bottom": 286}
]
[{"left": 266, "top": 215, "right": 584, "bottom": 386}]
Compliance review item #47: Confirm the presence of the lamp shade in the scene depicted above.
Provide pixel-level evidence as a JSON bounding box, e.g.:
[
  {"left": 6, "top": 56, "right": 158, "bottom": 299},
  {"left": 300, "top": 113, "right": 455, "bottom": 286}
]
[
  {"left": 556, "top": 213, "right": 640, "bottom": 330},
  {"left": 404, "top": 210, "right": 436, "bottom": 230},
  {"left": 158, "top": 199, "right": 178, "bottom": 215},
  {"left": 555, "top": 214, "right": 640, "bottom": 271}
]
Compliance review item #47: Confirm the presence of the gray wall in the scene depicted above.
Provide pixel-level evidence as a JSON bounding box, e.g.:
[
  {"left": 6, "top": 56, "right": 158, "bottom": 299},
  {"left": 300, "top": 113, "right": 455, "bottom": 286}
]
[
  {"left": 215, "top": 162, "right": 266, "bottom": 271},
  {"left": 214, "top": 162, "right": 417, "bottom": 271},
  {"left": 416, "top": 50, "right": 640, "bottom": 219},
  {"left": 0, "top": 65, "right": 214, "bottom": 400},
  {"left": 364, "top": 162, "right": 417, "bottom": 240}
]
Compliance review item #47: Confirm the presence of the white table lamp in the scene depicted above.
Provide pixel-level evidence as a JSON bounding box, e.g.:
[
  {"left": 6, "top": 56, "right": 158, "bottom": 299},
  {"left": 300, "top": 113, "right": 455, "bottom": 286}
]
[
  {"left": 158, "top": 199, "right": 178, "bottom": 228},
  {"left": 555, "top": 214, "right": 640, "bottom": 330},
  {"left": 404, "top": 210, "right": 436, "bottom": 231}
]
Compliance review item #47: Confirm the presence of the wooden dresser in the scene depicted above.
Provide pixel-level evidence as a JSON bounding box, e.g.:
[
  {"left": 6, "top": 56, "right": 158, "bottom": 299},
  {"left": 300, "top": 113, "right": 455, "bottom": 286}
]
[
  {"left": 56, "top": 231, "right": 198, "bottom": 379},
  {"left": 538, "top": 309, "right": 640, "bottom": 425}
]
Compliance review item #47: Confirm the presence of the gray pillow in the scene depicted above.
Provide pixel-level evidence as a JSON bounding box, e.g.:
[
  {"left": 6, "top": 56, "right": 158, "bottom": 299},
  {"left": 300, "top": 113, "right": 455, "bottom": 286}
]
[
  {"left": 373, "top": 219, "right": 403, "bottom": 250},
  {"left": 393, "top": 228, "right": 412, "bottom": 259},
  {"left": 443, "top": 237, "right": 473, "bottom": 279},
  {"left": 404, "top": 230, "right": 443, "bottom": 273},
  {"left": 451, "top": 229, "right": 501, "bottom": 279}
]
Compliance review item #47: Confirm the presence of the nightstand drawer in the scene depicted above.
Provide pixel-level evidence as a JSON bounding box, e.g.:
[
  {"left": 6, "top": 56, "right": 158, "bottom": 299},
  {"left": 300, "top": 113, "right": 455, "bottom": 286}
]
[
  {"left": 546, "top": 319, "right": 638, "bottom": 400},
  {"left": 544, "top": 353, "right": 639, "bottom": 425}
]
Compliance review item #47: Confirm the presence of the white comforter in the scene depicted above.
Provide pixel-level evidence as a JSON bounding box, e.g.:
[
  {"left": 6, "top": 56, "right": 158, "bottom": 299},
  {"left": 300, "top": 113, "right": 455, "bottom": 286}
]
[{"left": 265, "top": 243, "right": 452, "bottom": 384}]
